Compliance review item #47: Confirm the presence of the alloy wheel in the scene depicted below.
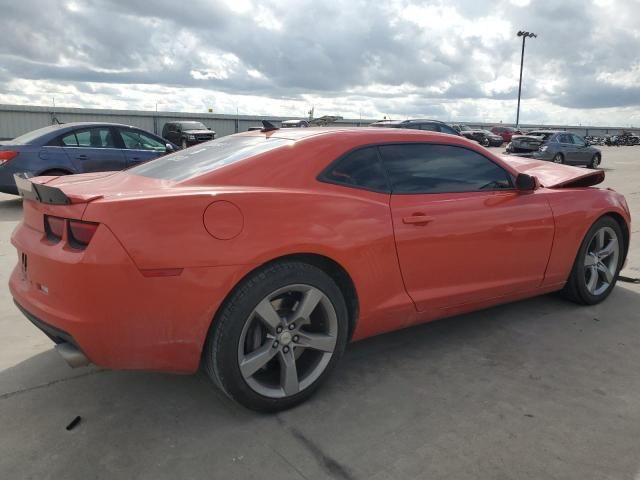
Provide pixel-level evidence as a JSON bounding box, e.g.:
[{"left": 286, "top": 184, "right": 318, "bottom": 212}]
[
  {"left": 237, "top": 284, "right": 338, "bottom": 398},
  {"left": 553, "top": 154, "right": 563, "bottom": 163},
  {"left": 584, "top": 226, "right": 619, "bottom": 296}
]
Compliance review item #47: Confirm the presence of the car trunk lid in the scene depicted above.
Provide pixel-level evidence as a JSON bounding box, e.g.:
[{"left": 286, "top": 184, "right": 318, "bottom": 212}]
[
  {"left": 501, "top": 156, "right": 605, "bottom": 188},
  {"left": 15, "top": 171, "right": 177, "bottom": 229}
]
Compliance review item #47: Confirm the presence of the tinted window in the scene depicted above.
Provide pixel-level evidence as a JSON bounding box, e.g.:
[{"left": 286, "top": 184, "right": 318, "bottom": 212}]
[
  {"left": 178, "top": 121, "right": 207, "bottom": 130},
  {"left": 439, "top": 124, "right": 459, "bottom": 135},
  {"left": 59, "top": 128, "right": 116, "bottom": 148},
  {"left": 571, "top": 134, "right": 586, "bottom": 146},
  {"left": 120, "top": 129, "right": 166, "bottom": 151},
  {"left": 130, "top": 135, "right": 291, "bottom": 181},
  {"left": 558, "top": 134, "right": 573, "bottom": 144},
  {"left": 379, "top": 144, "right": 512, "bottom": 194},
  {"left": 320, "top": 147, "right": 389, "bottom": 193},
  {"left": 419, "top": 123, "right": 440, "bottom": 132}
]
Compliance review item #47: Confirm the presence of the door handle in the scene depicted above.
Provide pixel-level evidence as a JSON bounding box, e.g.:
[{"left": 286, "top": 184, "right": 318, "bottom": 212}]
[
  {"left": 402, "top": 214, "right": 434, "bottom": 225},
  {"left": 76, "top": 154, "right": 88, "bottom": 159}
]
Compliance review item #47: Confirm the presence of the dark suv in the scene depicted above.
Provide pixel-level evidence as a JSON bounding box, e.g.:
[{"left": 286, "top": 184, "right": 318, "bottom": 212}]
[
  {"left": 162, "top": 121, "right": 215, "bottom": 149},
  {"left": 369, "top": 119, "right": 460, "bottom": 136}
]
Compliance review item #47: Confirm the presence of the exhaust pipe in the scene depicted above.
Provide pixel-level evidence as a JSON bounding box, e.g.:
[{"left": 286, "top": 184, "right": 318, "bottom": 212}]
[{"left": 55, "top": 343, "right": 90, "bottom": 368}]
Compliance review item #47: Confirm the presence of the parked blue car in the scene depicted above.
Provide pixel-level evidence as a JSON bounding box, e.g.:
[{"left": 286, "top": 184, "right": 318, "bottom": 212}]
[{"left": 0, "top": 122, "right": 177, "bottom": 194}]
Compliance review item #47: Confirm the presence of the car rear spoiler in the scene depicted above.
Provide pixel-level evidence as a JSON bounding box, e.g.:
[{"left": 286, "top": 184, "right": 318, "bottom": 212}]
[{"left": 14, "top": 173, "right": 71, "bottom": 205}]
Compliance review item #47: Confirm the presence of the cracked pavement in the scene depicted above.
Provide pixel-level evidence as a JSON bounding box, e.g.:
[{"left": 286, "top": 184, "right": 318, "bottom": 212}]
[{"left": 1, "top": 146, "right": 639, "bottom": 480}]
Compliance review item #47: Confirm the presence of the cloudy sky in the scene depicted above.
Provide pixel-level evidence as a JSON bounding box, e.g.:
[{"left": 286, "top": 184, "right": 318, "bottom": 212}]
[{"left": 0, "top": 0, "right": 639, "bottom": 125}]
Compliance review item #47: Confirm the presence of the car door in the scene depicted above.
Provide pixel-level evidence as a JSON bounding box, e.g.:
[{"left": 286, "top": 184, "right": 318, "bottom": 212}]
[
  {"left": 571, "top": 134, "right": 591, "bottom": 164},
  {"left": 61, "top": 127, "right": 127, "bottom": 172},
  {"left": 556, "top": 133, "right": 578, "bottom": 163},
  {"left": 117, "top": 127, "right": 169, "bottom": 166},
  {"left": 379, "top": 143, "right": 555, "bottom": 311}
]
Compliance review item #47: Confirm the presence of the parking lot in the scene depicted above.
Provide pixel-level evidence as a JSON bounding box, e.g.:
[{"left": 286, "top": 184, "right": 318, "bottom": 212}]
[{"left": 0, "top": 146, "right": 639, "bottom": 480}]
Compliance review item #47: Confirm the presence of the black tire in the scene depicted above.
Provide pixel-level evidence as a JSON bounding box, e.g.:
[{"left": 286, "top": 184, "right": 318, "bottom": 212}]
[
  {"left": 562, "top": 216, "right": 625, "bottom": 305},
  {"left": 203, "top": 260, "right": 349, "bottom": 412},
  {"left": 588, "top": 153, "right": 601, "bottom": 169},
  {"left": 482, "top": 138, "right": 490, "bottom": 147},
  {"left": 40, "top": 169, "right": 71, "bottom": 177},
  {"left": 553, "top": 153, "right": 564, "bottom": 164}
]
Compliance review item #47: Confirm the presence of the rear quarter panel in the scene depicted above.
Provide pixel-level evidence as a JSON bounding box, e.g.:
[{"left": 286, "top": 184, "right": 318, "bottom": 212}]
[{"left": 83, "top": 186, "right": 417, "bottom": 340}]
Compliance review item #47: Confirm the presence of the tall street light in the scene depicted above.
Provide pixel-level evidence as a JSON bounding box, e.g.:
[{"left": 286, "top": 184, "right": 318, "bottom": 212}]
[{"left": 515, "top": 30, "right": 537, "bottom": 128}]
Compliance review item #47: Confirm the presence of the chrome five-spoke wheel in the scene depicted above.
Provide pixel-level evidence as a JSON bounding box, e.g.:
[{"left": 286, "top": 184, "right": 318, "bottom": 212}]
[
  {"left": 238, "top": 285, "right": 338, "bottom": 398},
  {"left": 583, "top": 226, "right": 619, "bottom": 296}
]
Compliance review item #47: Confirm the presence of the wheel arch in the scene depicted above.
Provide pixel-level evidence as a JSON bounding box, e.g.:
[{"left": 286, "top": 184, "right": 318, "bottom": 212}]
[
  {"left": 38, "top": 168, "right": 74, "bottom": 176},
  {"left": 208, "top": 252, "right": 360, "bottom": 345},
  {"left": 603, "top": 211, "right": 630, "bottom": 263}
]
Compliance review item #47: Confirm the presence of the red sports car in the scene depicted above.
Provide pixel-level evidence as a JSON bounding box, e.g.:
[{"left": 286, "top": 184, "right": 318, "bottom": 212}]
[
  {"left": 491, "top": 126, "right": 523, "bottom": 143},
  {"left": 10, "top": 126, "right": 630, "bottom": 411}
]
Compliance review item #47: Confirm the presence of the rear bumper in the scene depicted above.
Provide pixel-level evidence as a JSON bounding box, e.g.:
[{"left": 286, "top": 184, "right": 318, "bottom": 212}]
[{"left": 9, "top": 220, "right": 247, "bottom": 373}]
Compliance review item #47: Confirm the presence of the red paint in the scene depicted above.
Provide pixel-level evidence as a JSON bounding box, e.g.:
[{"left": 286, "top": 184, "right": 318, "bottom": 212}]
[{"left": 9, "top": 128, "right": 631, "bottom": 373}]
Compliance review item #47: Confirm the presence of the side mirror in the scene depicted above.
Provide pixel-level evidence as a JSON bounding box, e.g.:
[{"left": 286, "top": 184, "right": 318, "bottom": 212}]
[
  {"left": 165, "top": 143, "right": 174, "bottom": 153},
  {"left": 207, "top": 127, "right": 212, "bottom": 130},
  {"left": 515, "top": 173, "right": 537, "bottom": 191}
]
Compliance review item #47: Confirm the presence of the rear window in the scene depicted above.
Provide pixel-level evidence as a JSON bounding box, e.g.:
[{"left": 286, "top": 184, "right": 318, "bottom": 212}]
[
  {"left": 129, "top": 135, "right": 292, "bottom": 181},
  {"left": 9, "top": 125, "right": 63, "bottom": 145}
]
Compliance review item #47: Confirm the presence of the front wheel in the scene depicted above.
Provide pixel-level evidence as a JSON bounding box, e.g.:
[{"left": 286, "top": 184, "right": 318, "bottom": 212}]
[
  {"left": 482, "top": 138, "right": 490, "bottom": 147},
  {"left": 562, "top": 216, "right": 624, "bottom": 305},
  {"left": 203, "top": 261, "right": 349, "bottom": 411},
  {"left": 181, "top": 139, "right": 188, "bottom": 149},
  {"left": 588, "top": 153, "right": 601, "bottom": 169}
]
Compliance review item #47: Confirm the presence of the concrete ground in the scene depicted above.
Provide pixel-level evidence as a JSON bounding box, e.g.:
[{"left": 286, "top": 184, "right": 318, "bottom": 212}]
[{"left": 1, "top": 146, "right": 639, "bottom": 480}]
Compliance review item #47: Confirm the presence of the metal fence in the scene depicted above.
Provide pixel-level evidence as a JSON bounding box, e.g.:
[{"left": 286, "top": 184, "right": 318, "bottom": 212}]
[{"left": 0, "top": 104, "right": 637, "bottom": 140}]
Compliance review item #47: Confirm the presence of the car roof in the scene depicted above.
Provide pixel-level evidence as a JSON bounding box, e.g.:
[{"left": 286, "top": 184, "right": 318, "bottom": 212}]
[{"left": 239, "top": 126, "right": 461, "bottom": 142}]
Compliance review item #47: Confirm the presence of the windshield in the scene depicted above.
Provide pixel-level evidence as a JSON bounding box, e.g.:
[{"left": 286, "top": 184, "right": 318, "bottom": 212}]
[
  {"left": 9, "top": 125, "right": 62, "bottom": 144},
  {"left": 129, "top": 135, "right": 292, "bottom": 181},
  {"left": 179, "top": 122, "right": 207, "bottom": 130}
]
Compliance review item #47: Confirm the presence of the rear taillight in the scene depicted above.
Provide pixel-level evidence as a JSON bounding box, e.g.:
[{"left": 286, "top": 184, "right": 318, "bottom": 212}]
[
  {"left": 69, "top": 220, "right": 99, "bottom": 248},
  {"left": 44, "top": 216, "right": 99, "bottom": 248},
  {"left": 0, "top": 151, "right": 18, "bottom": 166},
  {"left": 44, "top": 215, "right": 65, "bottom": 242}
]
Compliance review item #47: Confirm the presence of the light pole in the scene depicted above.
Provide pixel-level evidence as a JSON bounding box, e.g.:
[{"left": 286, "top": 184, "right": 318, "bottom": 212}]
[{"left": 515, "top": 30, "right": 537, "bottom": 128}]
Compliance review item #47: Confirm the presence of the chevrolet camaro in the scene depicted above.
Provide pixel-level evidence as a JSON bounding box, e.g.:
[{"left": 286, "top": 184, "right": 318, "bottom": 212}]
[{"left": 9, "top": 126, "right": 630, "bottom": 411}]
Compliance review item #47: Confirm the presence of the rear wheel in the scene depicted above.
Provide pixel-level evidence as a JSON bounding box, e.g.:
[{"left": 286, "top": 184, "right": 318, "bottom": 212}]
[
  {"left": 588, "top": 153, "right": 601, "bottom": 169},
  {"left": 482, "top": 138, "right": 490, "bottom": 147},
  {"left": 203, "top": 261, "right": 349, "bottom": 411},
  {"left": 40, "top": 169, "right": 71, "bottom": 177},
  {"left": 553, "top": 153, "right": 564, "bottom": 164},
  {"left": 181, "top": 139, "right": 188, "bottom": 149},
  {"left": 562, "top": 216, "right": 624, "bottom": 305}
]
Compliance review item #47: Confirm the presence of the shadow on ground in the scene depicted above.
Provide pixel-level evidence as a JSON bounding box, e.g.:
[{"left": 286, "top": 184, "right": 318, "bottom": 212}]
[{"left": 2, "top": 286, "right": 640, "bottom": 480}]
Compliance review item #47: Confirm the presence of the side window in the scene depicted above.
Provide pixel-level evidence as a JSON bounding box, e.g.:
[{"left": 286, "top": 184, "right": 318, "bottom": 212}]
[
  {"left": 571, "top": 134, "right": 586, "bottom": 147},
  {"left": 439, "top": 124, "right": 458, "bottom": 135},
  {"left": 319, "top": 146, "right": 389, "bottom": 193},
  {"left": 73, "top": 128, "right": 116, "bottom": 148},
  {"left": 120, "top": 129, "right": 166, "bottom": 151},
  {"left": 419, "top": 123, "right": 440, "bottom": 132},
  {"left": 558, "top": 134, "right": 573, "bottom": 144},
  {"left": 59, "top": 132, "right": 79, "bottom": 146},
  {"left": 378, "top": 144, "right": 513, "bottom": 194}
]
